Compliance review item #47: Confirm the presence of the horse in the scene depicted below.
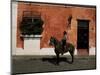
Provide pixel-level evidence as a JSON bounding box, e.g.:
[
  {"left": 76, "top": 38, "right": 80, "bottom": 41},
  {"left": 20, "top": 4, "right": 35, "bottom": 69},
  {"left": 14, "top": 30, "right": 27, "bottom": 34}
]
[{"left": 49, "top": 36, "right": 75, "bottom": 65}]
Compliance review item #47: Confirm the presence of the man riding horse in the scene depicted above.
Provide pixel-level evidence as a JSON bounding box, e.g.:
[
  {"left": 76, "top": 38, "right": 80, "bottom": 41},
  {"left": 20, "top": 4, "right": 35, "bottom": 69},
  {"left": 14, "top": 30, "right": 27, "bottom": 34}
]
[{"left": 49, "top": 35, "right": 75, "bottom": 64}]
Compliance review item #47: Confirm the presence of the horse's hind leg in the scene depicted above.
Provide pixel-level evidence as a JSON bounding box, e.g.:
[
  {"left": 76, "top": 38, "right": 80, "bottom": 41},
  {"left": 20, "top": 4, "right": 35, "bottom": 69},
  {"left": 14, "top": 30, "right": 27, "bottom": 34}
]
[
  {"left": 69, "top": 51, "right": 74, "bottom": 63},
  {"left": 71, "top": 53, "right": 74, "bottom": 63}
]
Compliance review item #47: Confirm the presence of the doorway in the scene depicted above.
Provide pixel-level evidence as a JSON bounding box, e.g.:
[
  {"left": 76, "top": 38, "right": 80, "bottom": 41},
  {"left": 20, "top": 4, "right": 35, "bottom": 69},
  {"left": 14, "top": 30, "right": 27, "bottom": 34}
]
[{"left": 77, "top": 20, "right": 89, "bottom": 55}]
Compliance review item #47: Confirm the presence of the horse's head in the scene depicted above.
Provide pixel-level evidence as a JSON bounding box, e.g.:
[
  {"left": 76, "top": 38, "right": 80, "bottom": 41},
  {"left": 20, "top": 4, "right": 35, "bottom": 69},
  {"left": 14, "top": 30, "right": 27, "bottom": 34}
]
[{"left": 49, "top": 37, "right": 56, "bottom": 46}]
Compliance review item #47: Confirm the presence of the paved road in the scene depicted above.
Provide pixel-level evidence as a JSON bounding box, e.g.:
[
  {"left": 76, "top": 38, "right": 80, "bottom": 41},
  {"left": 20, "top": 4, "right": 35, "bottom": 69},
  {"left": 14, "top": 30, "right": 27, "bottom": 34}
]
[{"left": 12, "top": 55, "right": 96, "bottom": 74}]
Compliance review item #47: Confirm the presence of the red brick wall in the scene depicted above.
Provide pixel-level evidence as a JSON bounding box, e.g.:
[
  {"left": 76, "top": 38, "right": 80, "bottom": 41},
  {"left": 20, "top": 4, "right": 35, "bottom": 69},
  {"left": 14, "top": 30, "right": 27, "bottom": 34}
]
[
  {"left": 16, "top": 3, "right": 96, "bottom": 50},
  {"left": 70, "top": 7, "right": 96, "bottom": 48}
]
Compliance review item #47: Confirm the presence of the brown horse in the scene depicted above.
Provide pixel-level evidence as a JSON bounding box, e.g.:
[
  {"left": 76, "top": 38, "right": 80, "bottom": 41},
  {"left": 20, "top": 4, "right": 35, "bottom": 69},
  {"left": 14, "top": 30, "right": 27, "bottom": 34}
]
[{"left": 49, "top": 37, "right": 75, "bottom": 65}]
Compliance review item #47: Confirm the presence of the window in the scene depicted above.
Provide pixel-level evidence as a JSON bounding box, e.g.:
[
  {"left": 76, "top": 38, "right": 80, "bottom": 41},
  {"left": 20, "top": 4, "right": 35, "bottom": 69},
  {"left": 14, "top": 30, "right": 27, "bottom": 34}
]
[{"left": 20, "top": 11, "right": 44, "bottom": 35}]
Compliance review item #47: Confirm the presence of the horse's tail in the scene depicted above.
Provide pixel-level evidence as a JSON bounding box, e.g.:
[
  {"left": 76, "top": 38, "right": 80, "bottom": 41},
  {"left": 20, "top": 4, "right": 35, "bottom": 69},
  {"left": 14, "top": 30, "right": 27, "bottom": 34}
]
[{"left": 68, "top": 43, "right": 75, "bottom": 54}]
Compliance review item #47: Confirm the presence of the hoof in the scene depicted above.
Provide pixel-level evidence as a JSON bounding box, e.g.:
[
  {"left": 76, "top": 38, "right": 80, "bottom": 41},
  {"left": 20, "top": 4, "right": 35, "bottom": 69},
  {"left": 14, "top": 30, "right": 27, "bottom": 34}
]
[{"left": 61, "top": 53, "right": 63, "bottom": 55}]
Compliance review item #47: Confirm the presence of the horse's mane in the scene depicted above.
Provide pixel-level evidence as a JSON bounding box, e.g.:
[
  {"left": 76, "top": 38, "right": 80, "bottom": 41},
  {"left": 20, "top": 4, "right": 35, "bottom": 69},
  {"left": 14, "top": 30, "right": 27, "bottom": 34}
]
[
  {"left": 52, "top": 37, "right": 61, "bottom": 45},
  {"left": 52, "top": 37, "right": 58, "bottom": 41}
]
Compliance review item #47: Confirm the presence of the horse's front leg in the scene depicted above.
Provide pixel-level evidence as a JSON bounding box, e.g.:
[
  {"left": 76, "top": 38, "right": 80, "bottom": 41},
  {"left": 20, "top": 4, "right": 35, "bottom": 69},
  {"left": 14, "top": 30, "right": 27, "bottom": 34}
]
[{"left": 56, "top": 53, "right": 60, "bottom": 65}]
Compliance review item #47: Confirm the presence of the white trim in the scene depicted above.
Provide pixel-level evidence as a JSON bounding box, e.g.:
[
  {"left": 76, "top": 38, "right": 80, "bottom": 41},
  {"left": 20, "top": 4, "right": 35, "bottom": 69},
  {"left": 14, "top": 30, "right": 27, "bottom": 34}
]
[
  {"left": 12, "top": 47, "right": 77, "bottom": 55},
  {"left": 89, "top": 47, "right": 96, "bottom": 55},
  {"left": 24, "top": 37, "right": 41, "bottom": 51},
  {"left": 20, "top": 34, "right": 42, "bottom": 38},
  {"left": 12, "top": 2, "right": 18, "bottom": 55}
]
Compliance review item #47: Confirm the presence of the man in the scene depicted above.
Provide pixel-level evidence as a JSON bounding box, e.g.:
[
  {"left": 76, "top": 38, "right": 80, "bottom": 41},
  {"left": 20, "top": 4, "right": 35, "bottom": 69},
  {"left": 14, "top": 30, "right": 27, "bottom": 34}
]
[{"left": 61, "top": 31, "right": 68, "bottom": 55}]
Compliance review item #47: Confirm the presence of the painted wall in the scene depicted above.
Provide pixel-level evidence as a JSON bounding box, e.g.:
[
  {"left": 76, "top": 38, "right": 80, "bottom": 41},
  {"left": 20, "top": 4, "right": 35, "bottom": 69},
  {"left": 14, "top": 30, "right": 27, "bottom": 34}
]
[{"left": 12, "top": 2, "right": 96, "bottom": 55}]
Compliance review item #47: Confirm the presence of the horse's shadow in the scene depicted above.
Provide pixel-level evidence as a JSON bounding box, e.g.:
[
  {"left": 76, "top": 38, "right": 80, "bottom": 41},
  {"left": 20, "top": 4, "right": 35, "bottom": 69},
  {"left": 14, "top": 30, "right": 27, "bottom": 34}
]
[{"left": 42, "top": 56, "right": 73, "bottom": 65}]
